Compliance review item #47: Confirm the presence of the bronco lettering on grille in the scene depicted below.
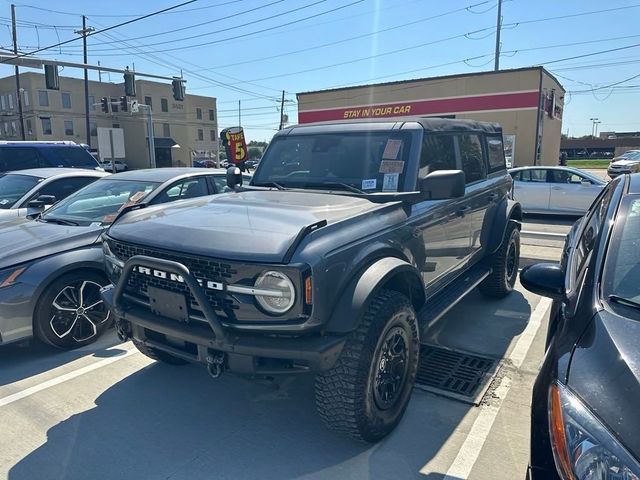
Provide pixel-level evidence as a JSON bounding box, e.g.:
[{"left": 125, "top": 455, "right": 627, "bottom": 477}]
[{"left": 133, "top": 265, "right": 224, "bottom": 291}]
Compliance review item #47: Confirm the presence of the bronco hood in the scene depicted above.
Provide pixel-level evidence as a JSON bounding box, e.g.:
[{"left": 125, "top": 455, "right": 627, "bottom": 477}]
[
  {"left": 0, "top": 219, "right": 104, "bottom": 270},
  {"left": 107, "top": 190, "right": 385, "bottom": 262}
]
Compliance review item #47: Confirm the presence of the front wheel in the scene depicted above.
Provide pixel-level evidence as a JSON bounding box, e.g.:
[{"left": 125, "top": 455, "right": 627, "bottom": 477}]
[
  {"left": 315, "top": 289, "right": 419, "bottom": 442},
  {"left": 34, "top": 271, "right": 111, "bottom": 349},
  {"left": 479, "top": 220, "right": 520, "bottom": 298}
]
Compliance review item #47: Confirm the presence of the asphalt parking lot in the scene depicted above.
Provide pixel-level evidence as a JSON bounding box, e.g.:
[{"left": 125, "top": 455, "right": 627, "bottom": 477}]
[{"left": 0, "top": 216, "right": 573, "bottom": 480}]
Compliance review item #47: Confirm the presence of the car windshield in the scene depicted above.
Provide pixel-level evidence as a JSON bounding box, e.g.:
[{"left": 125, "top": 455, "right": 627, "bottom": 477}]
[
  {"left": 251, "top": 132, "right": 412, "bottom": 193},
  {"left": 0, "top": 173, "right": 41, "bottom": 209},
  {"left": 40, "top": 178, "right": 160, "bottom": 226},
  {"left": 602, "top": 197, "right": 640, "bottom": 309}
]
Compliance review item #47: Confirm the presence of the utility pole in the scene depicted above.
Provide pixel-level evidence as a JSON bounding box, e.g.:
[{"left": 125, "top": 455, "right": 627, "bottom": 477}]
[
  {"left": 278, "top": 90, "right": 285, "bottom": 130},
  {"left": 76, "top": 16, "right": 94, "bottom": 147},
  {"left": 494, "top": 0, "right": 502, "bottom": 71},
  {"left": 142, "top": 104, "right": 156, "bottom": 168},
  {"left": 11, "top": 4, "right": 25, "bottom": 140},
  {"left": 98, "top": 61, "right": 102, "bottom": 82},
  {"left": 238, "top": 99, "right": 241, "bottom": 127}
]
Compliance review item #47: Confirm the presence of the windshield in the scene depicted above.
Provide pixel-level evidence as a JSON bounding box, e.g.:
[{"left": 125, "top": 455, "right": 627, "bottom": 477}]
[
  {"left": 251, "top": 132, "right": 412, "bottom": 193},
  {"left": 0, "top": 174, "right": 41, "bottom": 209},
  {"left": 602, "top": 197, "right": 640, "bottom": 309},
  {"left": 41, "top": 178, "right": 160, "bottom": 226}
]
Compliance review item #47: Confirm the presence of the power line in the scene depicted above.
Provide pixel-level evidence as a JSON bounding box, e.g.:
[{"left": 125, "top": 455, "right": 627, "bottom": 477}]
[
  {"left": 0, "top": 0, "right": 198, "bottom": 63},
  {"left": 542, "top": 42, "right": 640, "bottom": 65}
]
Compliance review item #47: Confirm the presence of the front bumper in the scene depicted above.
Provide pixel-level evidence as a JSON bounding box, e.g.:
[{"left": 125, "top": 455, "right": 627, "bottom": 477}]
[
  {"left": 101, "top": 255, "right": 345, "bottom": 375},
  {"left": 0, "top": 282, "right": 35, "bottom": 345}
]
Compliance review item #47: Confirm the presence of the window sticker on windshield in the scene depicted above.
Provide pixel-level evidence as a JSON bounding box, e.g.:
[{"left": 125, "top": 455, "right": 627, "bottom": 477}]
[
  {"left": 379, "top": 160, "right": 404, "bottom": 174},
  {"left": 382, "top": 173, "right": 399, "bottom": 192},
  {"left": 382, "top": 139, "right": 403, "bottom": 160},
  {"left": 362, "top": 178, "right": 377, "bottom": 190},
  {"left": 0, "top": 199, "right": 9, "bottom": 205}
]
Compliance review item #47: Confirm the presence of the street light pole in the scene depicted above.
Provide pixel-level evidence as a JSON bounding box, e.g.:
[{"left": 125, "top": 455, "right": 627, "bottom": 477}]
[
  {"left": 494, "top": 0, "right": 502, "bottom": 71},
  {"left": 11, "top": 4, "right": 25, "bottom": 140},
  {"left": 142, "top": 104, "right": 156, "bottom": 168},
  {"left": 76, "top": 16, "right": 94, "bottom": 147},
  {"left": 590, "top": 117, "right": 599, "bottom": 138}
]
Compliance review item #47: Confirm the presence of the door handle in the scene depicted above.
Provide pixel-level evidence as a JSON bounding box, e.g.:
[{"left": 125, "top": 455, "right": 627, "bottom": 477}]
[
  {"left": 487, "top": 193, "right": 498, "bottom": 202},
  {"left": 551, "top": 186, "right": 562, "bottom": 190},
  {"left": 457, "top": 205, "right": 471, "bottom": 216}
]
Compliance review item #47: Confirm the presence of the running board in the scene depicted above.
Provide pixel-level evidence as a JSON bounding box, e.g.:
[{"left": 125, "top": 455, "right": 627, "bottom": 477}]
[{"left": 419, "top": 264, "right": 492, "bottom": 332}]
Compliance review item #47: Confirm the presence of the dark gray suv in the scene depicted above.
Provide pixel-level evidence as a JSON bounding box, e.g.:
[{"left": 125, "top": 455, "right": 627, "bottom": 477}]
[{"left": 101, "top": 117, "right": 522, "bottom": 441}]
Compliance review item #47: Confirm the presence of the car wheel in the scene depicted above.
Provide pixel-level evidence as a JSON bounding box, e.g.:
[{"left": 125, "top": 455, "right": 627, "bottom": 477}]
[
  {"left": 34, "top": 271, "right": 112, "bottom": 349},
  {"left": 479, "top": 220, "right": 520, "bottom": 298},
  {"left": 315, "top": 289, "right": 419, "bottom": 442},
  {"left": 131, "top": 338, "right": 188, "bottom": 365}
]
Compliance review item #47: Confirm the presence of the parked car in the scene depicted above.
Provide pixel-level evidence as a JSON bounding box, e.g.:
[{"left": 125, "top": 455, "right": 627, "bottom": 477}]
[
  {"left": 0, "top": 168, "right": 107, "bottom": 223},
  {"left": 0, "top": 168, "right": 241, "bottom": 350},
  {"left": 101, "top": 117, "right": 522, "bottom": 441},
  {"left": 521, "top": 173, "right": 640, "bottom": 479},
  {"left": 193, "top": 159, "right": 216, "bottom": 168},
  {"left": 607, "top": 151, "right": 640, "bottom": 178},
  {"left": 0, "top": 141, "right": 102, "bottom": 173},
  {"left": 99, "top": 160, "right": 128, "bottom": 172},
  {"left": 510, "top": 166, "right": 606, "bottom": 215}
]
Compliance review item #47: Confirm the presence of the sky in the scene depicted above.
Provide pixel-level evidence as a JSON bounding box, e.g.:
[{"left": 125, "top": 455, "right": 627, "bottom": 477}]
[{"left": 0, "top": 0, "right": 638, "bottom": 142}]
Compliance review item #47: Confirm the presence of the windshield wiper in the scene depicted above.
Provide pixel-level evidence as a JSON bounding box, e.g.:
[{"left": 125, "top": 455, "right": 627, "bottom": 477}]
[
  {"left": 608, "top": 294, "right": 640, "bottom": 310},
  {"left": 38, "top": 216, "right": 79, "bottom": 226},
  {"left": 253, "top": 181, "right": 286, "bottom": 190},
  {"left": 303, "top": 182, "right": 366, "bottom": 194}
]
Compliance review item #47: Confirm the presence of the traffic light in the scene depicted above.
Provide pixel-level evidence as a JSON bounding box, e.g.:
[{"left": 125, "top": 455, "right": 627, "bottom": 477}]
[
  {"left": 172, "top": 78, "right": 185, "bottom": 101},
  {"left": 123, "top": 71, "right": 136, "bottom": 97},
  {"left": 100, "top": 97, "right": 110, "bottom": 114},
  {"left": 120, "top": 96, "right": 128, "bottom": 112},
  {"left": 44, "top": 64, "right": 60, "bottom": 90}
]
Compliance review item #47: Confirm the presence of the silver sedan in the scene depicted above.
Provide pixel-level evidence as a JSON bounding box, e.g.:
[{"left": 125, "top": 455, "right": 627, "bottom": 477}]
[{"left": 509, "top": 166, "right": 606, "bottom": 215}]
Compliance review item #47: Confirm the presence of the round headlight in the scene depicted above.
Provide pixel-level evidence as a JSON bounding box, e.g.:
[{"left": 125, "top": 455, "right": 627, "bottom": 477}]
[{"left": 254, "top": 270, "right": 295, "bottom": 315}]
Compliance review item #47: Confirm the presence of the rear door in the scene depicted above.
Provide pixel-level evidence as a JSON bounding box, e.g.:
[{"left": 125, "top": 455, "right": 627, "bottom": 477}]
[
  {"left": 512, "top": 168, "right": 551, "bottom": 212},
  {"left": 548, "top": 169, "right": 605, "bottom": 214}
]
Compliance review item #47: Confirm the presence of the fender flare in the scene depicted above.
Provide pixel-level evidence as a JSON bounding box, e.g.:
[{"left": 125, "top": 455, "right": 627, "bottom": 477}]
[
  {"left": 486, "top": 199, "right": 522, "bottom": 254},
  {"left": 324, "top": 257, "right": 425, "bottom": 334}
]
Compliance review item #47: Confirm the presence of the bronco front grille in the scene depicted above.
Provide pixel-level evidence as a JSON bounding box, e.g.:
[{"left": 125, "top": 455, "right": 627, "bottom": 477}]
[{"left": 110, "top": 241, "right": 240, "bottom": 322}]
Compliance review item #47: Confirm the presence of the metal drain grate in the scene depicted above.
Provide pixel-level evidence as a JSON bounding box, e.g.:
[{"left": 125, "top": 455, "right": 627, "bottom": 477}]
[{"left": 415, "top": 345, "right": 498, "bottom": 405}]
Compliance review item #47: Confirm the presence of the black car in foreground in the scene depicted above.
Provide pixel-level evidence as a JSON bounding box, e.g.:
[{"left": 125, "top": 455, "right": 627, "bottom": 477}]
[{"left": 521, "top": 173, "right": 640, "bottom": 479}]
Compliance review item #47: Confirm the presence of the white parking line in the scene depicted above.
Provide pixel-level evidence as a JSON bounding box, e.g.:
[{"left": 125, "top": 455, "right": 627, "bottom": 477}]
[
  {"left": 0, "top": 347, "right": 138, "bottom": 408},
  {"left": 422, "top": 297, "right": 552, "bottom": 479}
]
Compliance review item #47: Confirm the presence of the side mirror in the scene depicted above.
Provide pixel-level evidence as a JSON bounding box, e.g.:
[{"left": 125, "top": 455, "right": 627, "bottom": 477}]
[
  {"left": 520, "top": 263, "right": 565, "bottom": 300},
  {"left": 226, "top": 166, "right": 243, "bottom": 190},
  {"left": 27, "top": 194, "right": 57, "bottom": 209},
  {"left": 420, "top": 170, "right": 465, "bottom": 200}
]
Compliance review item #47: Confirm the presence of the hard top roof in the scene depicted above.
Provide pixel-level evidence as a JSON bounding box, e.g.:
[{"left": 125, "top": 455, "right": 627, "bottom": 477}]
[
  {"left": 3, "top": 168, "right": 107, "bottom": 179},
  {"left": 108, "top": 168, "right": 227, "bottom": 183}
]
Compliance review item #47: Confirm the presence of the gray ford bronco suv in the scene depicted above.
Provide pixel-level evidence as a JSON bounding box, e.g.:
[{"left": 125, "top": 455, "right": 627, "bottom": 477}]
[{"left": 101, "top": 117, "right": 522, "bottom": 441}]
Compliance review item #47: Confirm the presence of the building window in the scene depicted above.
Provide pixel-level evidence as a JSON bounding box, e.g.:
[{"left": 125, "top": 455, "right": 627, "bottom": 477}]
[
  {"left": 196, "top": 107, "right": 202, "bottom": 120},
  {"left": 197, "top": 129, "right": 204, "bottom": 141},
  {"left": 210, "top": 130, "right": 216, "bottom": 141},
  {"left": 90, "top": 122, "right": 97, "bottom": 136},
  {"left": 163, "top": 123, "right": 170, "bottom": 137},
  {"left": 64, "top": 120, "right": 74, "bottom": 136},
  {"left": 161, "top": 98, "right": 168, "bottom": 112},
  {"left": 0, "top": 96, "right": 5, "bottom": 110},
  {"left": 112, "top": 123, "right": 120, "bottom": 128},
  {"left": 22, "top": 91, "right": 29, "bottom": 107},
  {"left": 10, "top": 121, "right": 16, "bottom": 136},
  {"left": 144, "top": 96, "right": 152, "bottom": 109},
  {"left": 41, "top": 117, "right": 52, "bottom": 135},
  {"left": 209, "top": 109, "right": 215, "bottom": 121},
  {"left": 26, "top": 119, "right": 32, "bottom": 135},
  {"left": 89, "top": 95, "right": 95, "bottom": 111},
  {"left": 38, "top": 90, "right": 49, "bottom": 107},
  {"left": 7, "top": 93, "right": 14, "bottom": 110},
  {"left": 61, "top": 92, "right": 72, "bottom": 109},
  {"left": 3, "top": 122, "right": 8, "bottom": 136}
]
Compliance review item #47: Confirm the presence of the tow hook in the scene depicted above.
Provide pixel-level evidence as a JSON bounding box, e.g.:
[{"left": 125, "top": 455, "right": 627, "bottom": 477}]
[
  {"left": 206, "top": 351, "right": 226, "bottom": 379},
  {"left": 115, "top": 318, "right": 131, "bottom": 342}
]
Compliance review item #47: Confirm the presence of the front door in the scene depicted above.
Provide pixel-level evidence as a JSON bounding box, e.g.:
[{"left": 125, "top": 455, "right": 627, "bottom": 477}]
[
  {"left": 512, "top": 168, "right": 551, "bottom": 212},
  {"left": 548, "top": 169, "right": 605, "bottom": 214}
]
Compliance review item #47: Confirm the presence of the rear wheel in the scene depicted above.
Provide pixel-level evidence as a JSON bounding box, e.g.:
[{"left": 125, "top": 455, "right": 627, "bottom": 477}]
[
  {"left": 479, "top": 220, "right": 520, "bottom": 298},
  {"left": 34, "top": 271, "right": 111, "bottom": 349},
  {"left": 132, "top": 338, "right": 188, "bottom": 365},
  {"left": 315, "top": 289, "right": 419, "bottom": 442}
]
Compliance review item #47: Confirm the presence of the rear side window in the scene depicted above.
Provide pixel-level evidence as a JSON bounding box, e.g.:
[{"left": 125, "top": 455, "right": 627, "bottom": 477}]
[
  {"left": 458, "top": 134, "right": 486, "bottom": 184},
  {"left": 0, "top": 147, "right": 46, "bottom": 171},
  {"left": 420, "top": 134, "right": 457, "bottom": 178},
  {"left": 513, "top": 169, "right": 547, "bottom": 182},
  {"left": 39, "top": 146, "right": 99, "bottom": 169},
  {"left": 26, "top": 177, "right": 97, "bottom": 205},
  {"left": 486, "top": 135, "right": 505, "bottom": 173}
]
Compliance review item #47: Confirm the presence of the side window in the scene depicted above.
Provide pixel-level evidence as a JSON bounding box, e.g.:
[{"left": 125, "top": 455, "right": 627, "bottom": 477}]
[
  {"left": 510, "top": 171, "right": 522, "bottom": 181},
  {"left": 458, "top": 134, "right": 486, "bottom": 184},
  {"left": 419, "top": 134, "right": 457, "bottom": 179},
  {"left": 486, "top": 135, "right": 505, "bottom": 173},
  {"left": 549, "top": 170, "right": 571, "bottom": 184},
  {"left": 212, "top": 176, "right": 230, "bottom": 193},
  {"left": 157, "top": 177, "right": 210, "bottom": 203},
  {"left": 29, "top": 177, "right": 96, "bottom": 203},
  {"left": 517, "top": 169, "right": 547, "bottom": 182},
  {"left": 0, "top": 147, "right": 45, "bottom": 171}
]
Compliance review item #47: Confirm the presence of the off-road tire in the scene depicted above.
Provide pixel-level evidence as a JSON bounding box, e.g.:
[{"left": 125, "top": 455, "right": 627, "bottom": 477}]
[
  {"left": 479, "top": 220, "right": 520, "bottom": 298},
  {"left": 132, "top": 338, "right": 188, "bottom": 365},
  {"left": 34, "top": 271, "right": 111, "bottom": 349},
  {"left": 315, "top": 289, "right": 419, "bottom": 442}
]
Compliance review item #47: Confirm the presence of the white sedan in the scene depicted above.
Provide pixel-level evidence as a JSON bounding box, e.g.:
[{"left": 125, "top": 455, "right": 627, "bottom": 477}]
[
  {"left": 99, "top": 160, "right": 128, "bottom": 172},
  {"left": 509, "top": 166, "right": 606, "bottom": 215}
]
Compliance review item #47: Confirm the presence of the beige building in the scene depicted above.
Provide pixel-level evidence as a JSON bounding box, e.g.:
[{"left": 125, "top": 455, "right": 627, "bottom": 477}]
[
  {"left": 297, "top": 67, "right": 564, "bottom": 167},
  {"left": 0, "top": 72, "right": 218, "bottom": 168}
]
